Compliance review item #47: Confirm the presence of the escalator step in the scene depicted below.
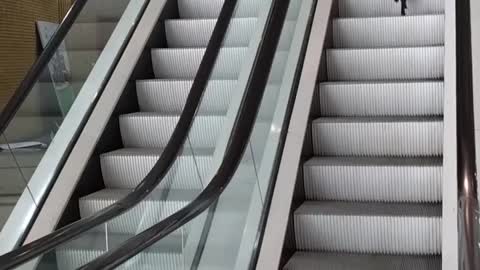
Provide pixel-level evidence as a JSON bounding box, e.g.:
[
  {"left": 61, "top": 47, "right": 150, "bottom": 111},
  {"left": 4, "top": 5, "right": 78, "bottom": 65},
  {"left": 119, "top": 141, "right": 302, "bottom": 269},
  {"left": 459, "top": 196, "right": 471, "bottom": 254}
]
[
  {"left": 79, "top": 189, "right": 197, "bottom": 234},
  {"left": 294, "top": 201, "right": 441, "bottom": 254},
  {"left": 312, "top": 117, "right": 443, "bottom": 156},
  {"left": 284, "top": 252, "right": 441, "bottom": 270},
  {"left": 177, "top": 0, "right": 264, "bottom": 19},
  {"left": 119, "top": 113, "right": 225, "bottom": 149},
  {"left": 317, "top": 81, "right": 444, "bottom": 117},
  {"left": 337, "top": 0, "right": 444, "bottom": 18},
  {"left": 326, "top": 46, "right": 444, "bottom": 81},
  {"left": 136, "top": 80, "right": 236, "bottom": 114},
  {"left": 100, "top": 147, "right": 214, "bottom": 189},
  {"left": 151, "top": 47, "right": 247, "bottom": 80},
  {"left": 304, "top": 157, "right": 442, "bottom": 203},
  {"left": 333, "top": 15, "right": 444, "bottom": 48}
]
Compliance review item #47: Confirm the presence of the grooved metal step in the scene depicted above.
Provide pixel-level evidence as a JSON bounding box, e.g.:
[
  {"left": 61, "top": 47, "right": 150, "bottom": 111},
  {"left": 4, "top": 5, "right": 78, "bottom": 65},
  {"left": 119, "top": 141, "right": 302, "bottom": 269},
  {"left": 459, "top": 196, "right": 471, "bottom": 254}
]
[
  {"left": 119, "top": 113, "right": 224, "bottom": 148},
  {"left": 136, "top": 79, "right": 280, "bottom": 117},
  {"left": 151, "top": 47, "right": 288, "bottom": 82},
  {"left": 312, "top": 117, "right": 443, "bottom": 156},
  {"left": 304, "top": 157, "right": 442, "bottom": 203},
  {"left": 326, "top": 47, "right": 444, "bottom": 81},
  {"left": 151, "top": 47, "right": 247, "bottom": 80},
  {"left": 338, "top": 0, "right": 444, "bottom": 18},
  {"left": 165, "top": 18, "right": 256, "bottom": 48},
  {"left": 318, "top": 81, "right": 444, "bottom": 116},
  {"left": 284, "top": 252, "right": 441, "bottom": 270},
  {"left": 79, "top": 189, "right": 197, "bottom": 233},
  {"left": 65, "top": 23, "right": 117, "bottom": 50},
  {"left": 136, "top": 80, "right": 236, "bottom": 114},
  {"left": 294, "top": 201, "right": 441, "bottom": 254},
  {"left": 57, "top": 232, "right": 183, "bottom": 270},
  {"left": 101, "top": 148, "right": 213, "bottom": 190},
  {"left": 333, "top": 15, "right": 444, "bottom": 48},
  {"left": 165, "top": 18, "right": 296, "bottom": 50},
  {"left": 178, "top": 0, "right": 264, "bottom": 19}
]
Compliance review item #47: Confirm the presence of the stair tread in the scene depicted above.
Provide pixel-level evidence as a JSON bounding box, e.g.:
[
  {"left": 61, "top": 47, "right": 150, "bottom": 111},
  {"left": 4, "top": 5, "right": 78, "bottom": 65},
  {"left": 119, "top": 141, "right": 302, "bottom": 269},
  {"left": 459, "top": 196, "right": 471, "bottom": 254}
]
[
  {"left": 305, "top": 156, "right": 442, "bottom": 167},
  {"left": 338, "top": 0, "right": 444, "bottom": 18},
  {"left": 296, "top": 201, "right": 441, "bottom": 217},
  {"left": 313, "top": 116, "right": 442, "bottom": 123},
  {"left": 80, "top": 188, "right": 198, "bottom": 203},
  {"left": 318, "top": 80, "right": 443, "bottom": 86},
  {"left": 120, "top": 112, "right": 226, "bottom": 118},
  {"left": 327, "top": 45, "right": 444, "bottom": 52},
  {"left": 102, "top": 147, "right": 214, "bottom": 158},
  {"left": 284, "top": 252, "right": 441, "bottom": 270}
]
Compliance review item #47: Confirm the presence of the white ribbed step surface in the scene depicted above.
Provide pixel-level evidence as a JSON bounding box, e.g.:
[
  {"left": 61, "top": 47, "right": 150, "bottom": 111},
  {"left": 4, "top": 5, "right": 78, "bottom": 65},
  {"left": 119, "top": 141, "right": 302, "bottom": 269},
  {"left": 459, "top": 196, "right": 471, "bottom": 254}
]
[
  {"left": 178, "top": 0, "right": 264, "bottom": 19},
  {"left": 136, "top": 80, "right": 236, "bottom": 114},
  {"left": 338, "top": 0, "right": 444, "bottom": 18},
  {"left": 165, "top": 18, "right": 296, "bottom": 50},
  {"left": 57, "top": 233, "right": 183, "bottom": 270},
  {"left": 119, "top": 113, "right": 224, "bottom": 148},
  {"left": 326, "top": 47, "right": 444, "bottom": 81},
  {"left": 79, "top": 189, "right": 197, "bottom": 233},
  {"left": 101, "top": 148, "right": 213, "bottom": 190},
  {"left": 333, "top": 15, "right": 444, "bottom": 48},
  {"left": 294, "top": 201, "right": 441, "bottom": 254},
  {"left": 312, "top": 117, "right": 443, "bottom": 156},
  {"left": 151, "top": 48, "right": 288, "bottom": 82},
  {"left": 65, "top": 23, "right": 116, "bottom": 50},
  {"left": 165, "top": 18, "right": 256, "bottom": 48},
  {"left": 284, "top": 252, "right": 441, "bottom": 270},
  {"left": 318, "top": 81, "right": 444, "bottom": 116},
  {"left": 304, "top": 157, "right": 442, "bottom": 202},
  {"left": 151, "top": 47, "right": 247, "bottom": 80}
]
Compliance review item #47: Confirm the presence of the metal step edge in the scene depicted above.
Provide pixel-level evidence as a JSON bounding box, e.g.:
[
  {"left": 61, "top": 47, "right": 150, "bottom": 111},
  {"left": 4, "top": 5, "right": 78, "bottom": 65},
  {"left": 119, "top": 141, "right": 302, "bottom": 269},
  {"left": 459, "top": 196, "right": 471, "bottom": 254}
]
[
  {"left": 294, "top": 201, "right": 441, "bottom": 254},
  {"left": 100, "top": 147, "right": 214, "bottom": 190},
  {"left": 326, "top": 46, "right": 444, "bottom": 81},
  {"left": 165, "top": 18, "right": 296, "bottom": 50},
  {"left": 119, "top": 113, "right": 225, "bottom": 149},
  {"left": 332, "top": 15, "right": 444, "bottom": 48},
  {"left": 284, "top": 252, "right": 441, "bottom": 270},
  {"left": 304, "top": 157, "right": 442, "bottom": 203},
  {"left": 317, "top": 81, "right": 444, "bottom": 116},
  {"left": 338, "top": 0, "right": 444, "bottom": 18},
  {"left": 312, "top": 117, "right": 443, "bottom": 156}
]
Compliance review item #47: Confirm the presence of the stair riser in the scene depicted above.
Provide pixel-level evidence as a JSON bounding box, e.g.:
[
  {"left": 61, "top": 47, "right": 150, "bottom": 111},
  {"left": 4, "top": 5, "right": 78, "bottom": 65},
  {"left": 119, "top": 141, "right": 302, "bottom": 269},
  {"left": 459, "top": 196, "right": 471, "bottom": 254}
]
[
  {"left": 120, "top": 116, "right": 224, "bottom": 149},
  {"left": 318, "top": 82, "right": 444, "bottom": 116},
  {"left": 101, "top": 154, "right": 212, "bottom": 189},
  {"left": 57, "top": 250, "right": 183, "bottom": 270},
  {"left": 338, "top": 0, "right": 444, "bottom": 18},
  {"left": 333, "top": 15, "right": 444, "bottom": 48},
  {"left": 151, "top": 48, "right": 288, "bottom": 82},
  {"left": 166, "top": 19, "right": 295, "bottom": 50},
  {"left": 80, "top": 199, "right": 189, "bottom": 234},
  {"left": 326, "top": 47, "right": 444, "bottom": 81},
  {"left": 151, "top": 48, "right": 246, "bottom": 80},
  {"left": 312, "top": 120, "right": 443, "bottom": 156},
  {"left": 304, "top": 163, "right": 442, "bottom": 202},
  {"left": 295, "top": 214, "right": 441, "bottom": 254}
]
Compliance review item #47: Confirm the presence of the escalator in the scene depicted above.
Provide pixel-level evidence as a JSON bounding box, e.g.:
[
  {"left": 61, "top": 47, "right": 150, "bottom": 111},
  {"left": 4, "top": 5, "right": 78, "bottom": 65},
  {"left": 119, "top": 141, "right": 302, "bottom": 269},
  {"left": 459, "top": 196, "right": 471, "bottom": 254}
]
[
  {"left": 0, "top": 0, "right": 478, "bottom": 269},
  {"left": 284, "top": 1, "right": 444, "bottom": 268},
  {"left": 0, "top": 0, "right": 314, "bottom": 269}
]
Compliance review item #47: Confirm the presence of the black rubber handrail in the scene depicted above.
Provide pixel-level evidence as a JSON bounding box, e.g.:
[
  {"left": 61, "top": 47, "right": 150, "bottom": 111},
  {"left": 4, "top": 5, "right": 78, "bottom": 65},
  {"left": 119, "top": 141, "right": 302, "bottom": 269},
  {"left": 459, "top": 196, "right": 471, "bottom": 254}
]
[
  {"left": 0, "top": 0, "right": 237, "bottom": 269},
  {"left": 456, "top": 0, "right": 480, "bottom": 269},
  {"left": 79, "top": 0, "right": 291, "bottom": 268},
  {"left": 0, "top": 0, "right": 88, "bottom": 135}
]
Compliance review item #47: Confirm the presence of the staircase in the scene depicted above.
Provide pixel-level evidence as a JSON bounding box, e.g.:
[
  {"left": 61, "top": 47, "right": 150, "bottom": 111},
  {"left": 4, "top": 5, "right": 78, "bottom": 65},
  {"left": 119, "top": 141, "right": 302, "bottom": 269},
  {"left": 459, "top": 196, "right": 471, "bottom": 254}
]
[
  {"left": 56, "top": 0, "right": 268, "bottom": 269},
  {"left": 284, "top": 0, "right": 445, "bottom": 269}
]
